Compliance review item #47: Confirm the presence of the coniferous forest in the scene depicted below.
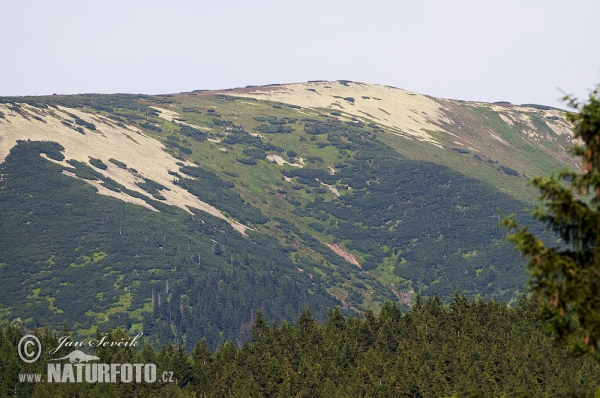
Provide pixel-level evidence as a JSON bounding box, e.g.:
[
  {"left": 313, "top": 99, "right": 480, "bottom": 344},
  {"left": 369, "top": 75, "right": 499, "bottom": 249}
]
[{"left": 2, "top": 295, "right": 600, "bottom": 397}]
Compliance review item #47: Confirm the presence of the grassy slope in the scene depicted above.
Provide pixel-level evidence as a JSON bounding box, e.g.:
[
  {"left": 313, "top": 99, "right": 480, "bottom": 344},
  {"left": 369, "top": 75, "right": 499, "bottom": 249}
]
[
  {"left": 140, "top": 93, "right": 542, "bottom": 302},
  {"left": 0, "top": 84, "right": 576, "bottom": 345}
]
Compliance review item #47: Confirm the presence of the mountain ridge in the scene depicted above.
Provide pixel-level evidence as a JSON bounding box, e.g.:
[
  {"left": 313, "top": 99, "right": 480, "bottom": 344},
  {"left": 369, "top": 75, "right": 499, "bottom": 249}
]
[
  {"left": 172, "top": 80, "right": 578, "bottom": 202},
  {"left": 0, "top": 80, "right": 576, "bottom": 346}
]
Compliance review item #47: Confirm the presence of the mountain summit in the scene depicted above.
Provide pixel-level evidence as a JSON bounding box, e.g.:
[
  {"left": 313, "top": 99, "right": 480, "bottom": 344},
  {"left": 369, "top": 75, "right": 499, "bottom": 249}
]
[{"left": 0, "top": 81, "right": 575, "bottom": 347}]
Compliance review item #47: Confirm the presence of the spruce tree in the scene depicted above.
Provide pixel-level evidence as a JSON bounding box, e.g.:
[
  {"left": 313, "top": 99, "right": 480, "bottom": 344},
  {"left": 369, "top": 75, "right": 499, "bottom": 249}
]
[{"left": 503, "top": 84, "right": 600, "bottom": 355}]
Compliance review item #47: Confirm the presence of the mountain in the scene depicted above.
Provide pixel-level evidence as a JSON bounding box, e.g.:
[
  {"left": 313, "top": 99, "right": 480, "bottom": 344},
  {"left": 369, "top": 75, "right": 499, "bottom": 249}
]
[{"left": 0, "top": 81, "right": 575, "bottom": 348}]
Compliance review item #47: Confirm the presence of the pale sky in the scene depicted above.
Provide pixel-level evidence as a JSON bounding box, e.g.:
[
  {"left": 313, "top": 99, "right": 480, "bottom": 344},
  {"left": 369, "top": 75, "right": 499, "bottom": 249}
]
[{"left": 2, "top": 0, "right": 599, "bottom": 107}]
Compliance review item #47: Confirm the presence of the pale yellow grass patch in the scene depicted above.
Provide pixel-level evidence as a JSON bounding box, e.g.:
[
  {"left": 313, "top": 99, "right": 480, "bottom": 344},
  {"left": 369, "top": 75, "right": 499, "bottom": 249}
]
[
  {"left": 541, "top": 110, "right": 574, "bottom": 138},
  {"left": 266, "top": 154, "right": 303, "bottom": 167},
  {"left": 471, "top": 103, "right": 574, "bottom": 145},
  {"left": 487, "top": 130, "right": 510, "bottom": 146},
  {"left": 59, "top": 168, "right": 158, "bottom": 212},
  {"left": 326, "top": 243, "right": 360, "bottom": 267},
  {"left": 517, "top": 114, "right": 537, "bottom": 131},
  {"left": 317, "top": 180, "right": 340, "bottom": 197},
  {"left": 499, "top": 114, "right": 514, "bottom": 127},
  {"left": 151, "top": 106, "right": 180, "bottom": 121},
  {"left": 151, "top": 106, "right": 210, "bottom": 132},
  {"left": 229, "top": 81, "right": 454, "bottom": 147},
  {"left": 0, "top": 104, "right": 246, "bottom": 234},
  {"left": 509, "top": 106, "right": 573, "bottom": 138},
  {"left": 545, "top": 119, "right": 573, "bottom": 138}
]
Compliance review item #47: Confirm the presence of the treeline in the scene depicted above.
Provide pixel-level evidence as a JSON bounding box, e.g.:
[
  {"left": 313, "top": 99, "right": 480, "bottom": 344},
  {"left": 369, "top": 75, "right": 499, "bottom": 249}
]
[{"left": 2, "top": 295, "right": 600, "bottom": 397}]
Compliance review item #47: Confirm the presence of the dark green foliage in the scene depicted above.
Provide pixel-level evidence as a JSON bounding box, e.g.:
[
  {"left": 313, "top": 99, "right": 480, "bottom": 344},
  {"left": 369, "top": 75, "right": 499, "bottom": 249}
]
[
  {"left": 306, "top": 156, "right": 323, "bottom": 163},
  {"left": 500, "top": 165, "right": 519, "bottom": 176},
  {"left": 220, "top": 126, "right": 286, "bottom": 156},
  {"left": 139, "top": 122, "right": 162, "bottom": 132},
  {"left": 178, "top": 124, "right": 206, "bottom": 142},
  {"left": 101, "top": 177, "right": 123, "bottom": 192},
  {"left": 108, "top": 158, "right": 127, "bottom": 169},
  {"left": 179, "top": 166, "right": 233, "bottom": 188},
  {"left": 237, "top": 157, "right": 257, "bottom": 165},
  {"left": 0, "top": 94, "right": 159, "bottom": 123},
  {"left": 287, "top": 198, "right": 301, "bottom": 206},
  {"left": 252, "top": 116, "right": 289, "bottom": 125},
  {"left": 136, "top": 178, "right": 168, "bottom": 195},
  {"left": 255, "top": 124, "right": 293, "bottom": 134},
  {"left": 452, "top": 147, "right": 470, "bottom": 154},
  {"left": 68, "top": 113, "right": 96, "bottom": 130},
  {"left": 297, "top": 177, "right": 321, "bottom": 187},
  {"left": 522, "top": 103, "right": 554, "bottom": 110},
  {"left": 282, "top": 168, "right": 335, "bottom": 185},
  {"left": 12, "top": 140, "right": 66, "bottom": 161},
  {"left": 177, "top": 165, "right": 268, "bottom": 225},
  {"left": 504, "top": 85, "right": 600, "bottom": 356},
  {"left": 282, "top": 121, "right": 539, "bottom": 300},
  {"left": 313, "top": 150, "right": 536, "bottom": 297},
  {"left": 222, "top": 129, "right": 260, "bottom": 145},
  {"left": 304, "top": 120, "right": 337, "bottom": 135},
  {"left": 308, "top": 222, "right": 325, "bottom": 232},
  {"left": 6, "top": 296, "right": 599, "bottom": 396},
  {"left": 88, "top": 157, "right": 107, "bottom": 170},
  {"left": 242, "top": 147, "right": 266, "bottom": 159},
  {"left": 164, "top": 135, "right": 192, "bottom": 155},
  {"left": 0, "top": 141, "right": 337, "bottom": 349},
  {"left": 66, "top": 159, "right": 104, "bottom": 180}
]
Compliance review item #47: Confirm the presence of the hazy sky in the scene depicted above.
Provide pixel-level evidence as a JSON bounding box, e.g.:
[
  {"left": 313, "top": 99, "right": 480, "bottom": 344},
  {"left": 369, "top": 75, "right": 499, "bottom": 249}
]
[{"left": 2, "top": 1, "right": 599, "bottom": 107}]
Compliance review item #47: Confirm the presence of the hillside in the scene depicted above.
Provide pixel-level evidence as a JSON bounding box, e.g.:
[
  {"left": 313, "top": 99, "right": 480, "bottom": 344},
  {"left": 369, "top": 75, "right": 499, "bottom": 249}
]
[{"left": 0, "top": 81, "right": 576, "bottom": 347}]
